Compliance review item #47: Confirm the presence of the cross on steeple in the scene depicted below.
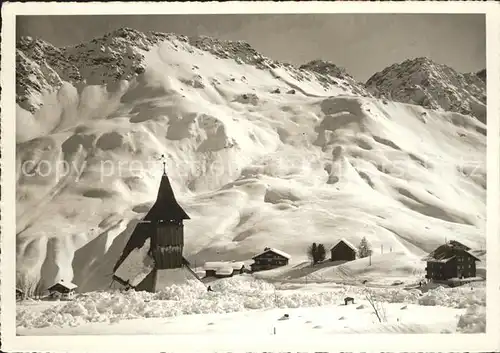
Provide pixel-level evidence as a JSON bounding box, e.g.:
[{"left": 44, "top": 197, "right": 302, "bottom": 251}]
[{"left": 160, "top": 154, "right": 167, "bottom": 175}]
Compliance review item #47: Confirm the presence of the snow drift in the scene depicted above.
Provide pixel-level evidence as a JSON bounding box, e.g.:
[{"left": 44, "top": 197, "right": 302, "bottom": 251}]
[
  {"left": 16, "top": 276, "right": 485, "bottom": 330},
  {"left": 15, "top": 28, "right": 486, "bottom": 292}
]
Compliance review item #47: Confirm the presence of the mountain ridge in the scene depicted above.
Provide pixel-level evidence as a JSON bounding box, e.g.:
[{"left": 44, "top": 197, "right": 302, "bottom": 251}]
[{"left": 17, "top": 27, "right": 485, "bottom": 120}]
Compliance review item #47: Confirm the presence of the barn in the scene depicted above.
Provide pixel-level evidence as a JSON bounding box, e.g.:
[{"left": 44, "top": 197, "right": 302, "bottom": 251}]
[
  {"left": 423, "top": 240, "right": 481, "bottom": 281},
  {"left": 250, "top": 247, "right": 291, "bottom": 272},
  {"left": 330, "top": 238, "right": 357, "bottom": 262}
]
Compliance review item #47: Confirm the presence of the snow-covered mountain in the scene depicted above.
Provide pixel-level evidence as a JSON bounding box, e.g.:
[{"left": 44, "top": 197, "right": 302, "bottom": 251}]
[
  {"left": 365, "top": 57, "right": 486, "bottom": 123},
  {"left": 15, "top": 28, "right": 486, "bottom": 292}
]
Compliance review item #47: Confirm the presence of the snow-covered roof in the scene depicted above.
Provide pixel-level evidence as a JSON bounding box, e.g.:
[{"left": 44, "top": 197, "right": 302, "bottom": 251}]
[
  {"left": 425, "top": 256, "right": 456, "bottom": 263},
  {"left": 252, "top": 248, "right": 291, "bottom": 260},
  {"left": 330, "top": 238, "right": 358, "bottom": 252},
  {"left": 113, "top": 238, "right": 154, "bottom": 287},
  {"left": 204, "top": 261, "right": 245, "bottom": 271},
  {"left": 423, "top": 241, "right": 481, "bottom": 263},
  {"left": 48, "top": 280, "right": 78, "bottom": 291},
  {"left": 215, "top": 267, "right": 234, "bottom": 275}
]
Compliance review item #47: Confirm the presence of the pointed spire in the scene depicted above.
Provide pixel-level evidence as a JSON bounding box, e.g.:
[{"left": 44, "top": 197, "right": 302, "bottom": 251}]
[{"left": 143, "top": 154, "right": 190, "bottom": 222}]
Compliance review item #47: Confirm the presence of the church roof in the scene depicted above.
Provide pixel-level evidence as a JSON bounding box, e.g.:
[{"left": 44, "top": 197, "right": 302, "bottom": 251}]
[
  {"left": 113, "top": 221, "right": 152, "bottom": 272},
  {"left": 144, "top": 172, "right": 190, "bottom": 221}
]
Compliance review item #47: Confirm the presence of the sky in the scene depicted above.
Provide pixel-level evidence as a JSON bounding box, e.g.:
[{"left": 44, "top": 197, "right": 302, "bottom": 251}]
[{"left": 16, "top": 14, "right": 485, "bottom": 82}]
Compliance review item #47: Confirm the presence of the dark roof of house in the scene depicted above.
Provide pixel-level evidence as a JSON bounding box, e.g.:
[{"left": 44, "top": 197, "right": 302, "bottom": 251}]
[
  {"left": 48, "top": 280, "right": 77, "bottom": 291},
  {"left": 330, "top": 238, "right": 357, "bottom": 252},
  {"left": 446, "top": 240, "right": 471, "bottom": 251},
  {"left": 422, "top": 240, "right": 480, "bottom": 263},
  {"left": 252, "top": 248, "right": 291, "bottom": 260},
  {"left": 144, "top": 173, "right": 190, "bottom": 221}
]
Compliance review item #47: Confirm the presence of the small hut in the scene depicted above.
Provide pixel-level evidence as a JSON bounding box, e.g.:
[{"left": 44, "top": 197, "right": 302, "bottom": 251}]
[
  {"left": 16, "top": 288, "right": 24, "bottom": 301},
  {"left": 47, "top": 280, "right": 78, "bottom": 300},
  {"left": 330, "top": 238, "right": 357, "bottom": 262}
]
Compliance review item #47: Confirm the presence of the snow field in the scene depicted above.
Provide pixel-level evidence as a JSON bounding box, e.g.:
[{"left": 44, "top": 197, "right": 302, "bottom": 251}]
[
  {"left": 17, "top": 304, "right": 465, "bottom": 335},
  {"left": 17, "top": 276, "right": 485, "bottom": 333}
]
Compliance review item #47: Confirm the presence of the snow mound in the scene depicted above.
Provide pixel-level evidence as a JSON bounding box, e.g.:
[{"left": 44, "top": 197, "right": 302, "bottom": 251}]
[
  {"left": 456, "top": 304, "right": 486, "bottom": 333},
  {"left": 16, "top": 277, "right": 485, "bottom": 330},
  {"left": 417, "top": 285, "right": 486, "bottom": 308}
]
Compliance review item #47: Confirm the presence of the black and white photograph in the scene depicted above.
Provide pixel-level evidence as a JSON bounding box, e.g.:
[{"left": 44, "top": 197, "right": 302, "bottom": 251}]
[{"left": 1, "top": 2, "right": 499, "bottom": 352}]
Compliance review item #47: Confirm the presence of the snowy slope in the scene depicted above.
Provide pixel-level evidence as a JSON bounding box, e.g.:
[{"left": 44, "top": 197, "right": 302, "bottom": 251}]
[{"left": 15, "top": 28, "right": 486, "bottom": 292}]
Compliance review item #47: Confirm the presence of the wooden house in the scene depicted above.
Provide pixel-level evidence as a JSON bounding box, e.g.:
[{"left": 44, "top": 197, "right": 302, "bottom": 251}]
[
  {"left": 423, "top": 240, "right": 480, "bottom": 281},
  {"left": 112, "top": 160, "right": 201, "bottom": 292},
  {"left": 250, "top": 247, "right": 291, "bottom": 272},
  {"left": 48, "top": 280, "right": 77, "bottom": 300},
  {"left": 330, "top": 238, "right": 357, "bottom": 262},
  {"left": 203, "top": 261, "right": 245, "bottom": 278}
]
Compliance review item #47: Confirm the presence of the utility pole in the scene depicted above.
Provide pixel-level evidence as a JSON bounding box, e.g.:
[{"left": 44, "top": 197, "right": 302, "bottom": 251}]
[{"left": 369, "top": 254, "right": 372, "bottom": 266}]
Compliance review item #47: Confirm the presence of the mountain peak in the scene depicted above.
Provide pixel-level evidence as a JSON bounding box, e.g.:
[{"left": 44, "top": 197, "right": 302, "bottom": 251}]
[
  {"left": 365, "top": 57, "right": 486, "bottom": 122},
  {"left": 299, "top": 60, "right": 353, "bottom": 80},
  {"left": 16, "top": 29, "right": 373, "bottom": 115},
  {"left": 105, "top": 27, "right": 143, "bottom": 38}
]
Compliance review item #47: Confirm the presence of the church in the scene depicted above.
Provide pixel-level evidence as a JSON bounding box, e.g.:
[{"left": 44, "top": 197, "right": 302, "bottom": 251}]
[{"left": 112, "top": 157, "right": 201, "bottom": 292}]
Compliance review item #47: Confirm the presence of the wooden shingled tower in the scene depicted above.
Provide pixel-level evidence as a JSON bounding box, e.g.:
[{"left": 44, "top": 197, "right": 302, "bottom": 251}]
[{"left": 112, "top": 155, "right": 201, "bottom": 292}]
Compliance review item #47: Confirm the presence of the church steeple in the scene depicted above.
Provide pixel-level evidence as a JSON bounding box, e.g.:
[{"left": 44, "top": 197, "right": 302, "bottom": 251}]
[
  {"left": 144, "top": 154, "right": 190, "bottom": 222},
  {"left": 112, "top": 154, "right": 199, "bottom": 292}
]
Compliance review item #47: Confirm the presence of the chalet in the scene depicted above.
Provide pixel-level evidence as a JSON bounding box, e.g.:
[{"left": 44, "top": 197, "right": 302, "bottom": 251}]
[
  {"left": 48, "top": 280, "right": 78, "bottom": 300},
  {"left": 250, "top": 247, "right": 291, "bottom": 272},
  {"left": 203, "top": 261, "right": 245, "bottom": 278},
  {"left": 423, "top": 240, "right": 481, "bottom": 281},
  {"left": 330, "top": 238, "right": 357, "bottom": 262}
]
